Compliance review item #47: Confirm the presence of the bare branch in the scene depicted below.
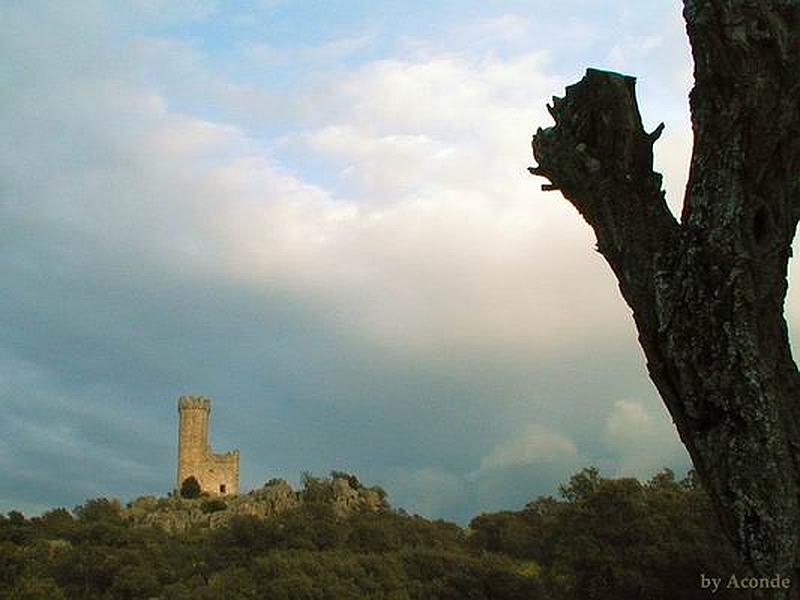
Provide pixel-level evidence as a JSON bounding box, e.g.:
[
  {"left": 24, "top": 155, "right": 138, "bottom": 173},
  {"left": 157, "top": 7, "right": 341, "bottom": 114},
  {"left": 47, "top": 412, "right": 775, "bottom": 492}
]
[{"left": 530, "top": 68, "right": 679, "bottom": 304}]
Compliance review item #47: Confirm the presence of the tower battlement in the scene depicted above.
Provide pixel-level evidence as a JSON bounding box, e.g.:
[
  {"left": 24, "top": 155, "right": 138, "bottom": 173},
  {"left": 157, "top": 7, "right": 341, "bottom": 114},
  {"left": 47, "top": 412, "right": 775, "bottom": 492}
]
[
  {"left": 176, "top": 396, "right": 239, "bottom": 496},
  {"left": 178, "top": 395, "right": 211, "bottom": 411}
]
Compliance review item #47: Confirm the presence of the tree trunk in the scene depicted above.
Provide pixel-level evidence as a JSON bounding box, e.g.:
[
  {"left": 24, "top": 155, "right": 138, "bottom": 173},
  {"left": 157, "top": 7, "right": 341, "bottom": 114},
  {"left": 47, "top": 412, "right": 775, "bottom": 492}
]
[{"left": 530, "top": 1, "right": 800, "bottom": 596}]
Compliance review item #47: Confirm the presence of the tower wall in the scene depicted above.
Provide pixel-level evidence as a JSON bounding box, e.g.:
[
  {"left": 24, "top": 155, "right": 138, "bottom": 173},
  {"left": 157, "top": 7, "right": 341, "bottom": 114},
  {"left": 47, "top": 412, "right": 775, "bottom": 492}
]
[
  {"left": 177, "top": 395, "right": 210, "bottom": 489},
  {"left": 176, "top": 395, "right": 239, "bottom": 496}
]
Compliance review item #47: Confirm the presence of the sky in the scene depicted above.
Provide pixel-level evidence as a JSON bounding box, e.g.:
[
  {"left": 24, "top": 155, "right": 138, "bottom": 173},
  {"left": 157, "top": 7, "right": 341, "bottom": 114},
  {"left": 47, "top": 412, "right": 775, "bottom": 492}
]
[{"left": 2, "top": 0, "right": 797, "bottom": 524}]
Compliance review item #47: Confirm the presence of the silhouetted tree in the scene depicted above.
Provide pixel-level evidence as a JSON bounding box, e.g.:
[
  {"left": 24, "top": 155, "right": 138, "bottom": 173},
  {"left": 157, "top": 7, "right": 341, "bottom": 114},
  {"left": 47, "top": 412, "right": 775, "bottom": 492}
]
[{"left": 530, "top": 1, "right": 800, "bottom": 593}]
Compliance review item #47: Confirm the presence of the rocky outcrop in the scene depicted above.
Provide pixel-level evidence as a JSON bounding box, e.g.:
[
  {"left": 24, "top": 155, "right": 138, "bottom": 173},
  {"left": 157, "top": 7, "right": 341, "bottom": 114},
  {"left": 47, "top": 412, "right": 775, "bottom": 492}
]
[
  {"left": 123, "top": 477, "right": 386, "bottom": 533},
  {"left": 330, "top": 477, "right": 384, "bottom": 517}
]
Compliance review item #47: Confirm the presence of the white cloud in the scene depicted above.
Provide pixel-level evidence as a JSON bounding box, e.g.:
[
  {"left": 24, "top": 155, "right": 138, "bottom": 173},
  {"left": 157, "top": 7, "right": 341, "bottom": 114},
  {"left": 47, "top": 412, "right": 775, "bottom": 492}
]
[
  {"left": 459, "top": 14, "right": 531, "bottom": 43},
  {"left": 322, "top": 52, "right": 555, "bottom": 142},
  {"left": 468, "top": 425, "right": 582, "bottom": 514},
  {"left": 2, "top": 2, "right": 655, "bottom": 442},
  {"left": 607, "top": 35, "right": 663, "bottom": 70},
  {"left": 602, "top": 400, "right": 687, "bottom": 477},
  {"left": 0, "top": 40, "right": 630, "bottom": 361},
  {"left": 128, "top": 0, "right": 219, "bottom": 23},
  {"left": 244, "top": 30, "right": 377, "bottom": 67},
  {"left": 0, "top": 1, "right": 715, "bottom": 521},
  {"left": 22, "top": 16, "right": 688, "bottom": 370},
  {"left": 653, "top": 123, "right": 693, "bottom": 217},
  {"left": 266, "top": 51, "right": 637, "bottom": 355},
  {"left": 384, "top": 466, "right": 465, "bottom": 518},
  {"left": 604, "top": 400, "right": 654, "bottom": 444},
  {"left": 479, "top": 425, "right": 577, "bottom": 472}
]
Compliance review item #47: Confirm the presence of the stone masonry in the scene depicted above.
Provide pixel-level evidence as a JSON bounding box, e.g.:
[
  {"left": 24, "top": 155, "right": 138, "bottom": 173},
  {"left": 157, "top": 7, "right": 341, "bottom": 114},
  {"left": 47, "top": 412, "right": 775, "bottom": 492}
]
[{"left": 176, "top": 395, "right": 239, "bottom": 496}]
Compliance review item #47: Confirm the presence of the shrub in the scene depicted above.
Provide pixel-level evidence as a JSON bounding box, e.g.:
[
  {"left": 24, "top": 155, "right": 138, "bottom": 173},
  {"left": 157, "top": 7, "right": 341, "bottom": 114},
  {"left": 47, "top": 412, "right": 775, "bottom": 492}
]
[
  {"left": 330, "top": 470, "right": 362, "bottom": 490},
  {"left": 180, "top": 477, "right": 201, "bottom": 499},
  {"left": 201, "top": 499, "right": 227, "bottom": 514}
]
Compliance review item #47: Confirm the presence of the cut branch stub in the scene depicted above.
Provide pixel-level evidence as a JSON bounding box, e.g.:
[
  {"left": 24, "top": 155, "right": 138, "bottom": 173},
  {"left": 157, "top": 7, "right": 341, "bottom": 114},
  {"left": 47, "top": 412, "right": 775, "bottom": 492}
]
[
  {"left": 531, "top": 68, "right": 665, "bottom": 209},
  {"left": 530, "top": 68, "right": 678, "bottom": 303}
]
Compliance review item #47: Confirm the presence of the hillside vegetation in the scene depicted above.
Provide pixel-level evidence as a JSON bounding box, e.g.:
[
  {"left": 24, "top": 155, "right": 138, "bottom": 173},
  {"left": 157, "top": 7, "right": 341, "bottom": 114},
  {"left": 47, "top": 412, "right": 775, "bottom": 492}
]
[
  {"left": 124, "top": 473, "right": 386, "bottom": 532},
  {"left": 0, "top": 469, "right": 745, "bottom": 599}
]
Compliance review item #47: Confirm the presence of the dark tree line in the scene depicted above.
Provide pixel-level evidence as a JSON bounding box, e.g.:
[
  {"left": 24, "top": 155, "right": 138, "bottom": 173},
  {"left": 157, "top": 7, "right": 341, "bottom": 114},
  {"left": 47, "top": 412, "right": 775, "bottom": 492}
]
[{"left": 0, "top": 468, "right": 747, "bottom": 599}]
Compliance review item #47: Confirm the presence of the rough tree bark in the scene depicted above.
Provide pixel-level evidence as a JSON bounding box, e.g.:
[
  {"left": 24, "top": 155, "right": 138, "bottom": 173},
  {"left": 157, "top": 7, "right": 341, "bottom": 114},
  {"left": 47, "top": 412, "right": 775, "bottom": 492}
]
[{"left": 530, "top": 0, "right": 800, "bottom": 596}]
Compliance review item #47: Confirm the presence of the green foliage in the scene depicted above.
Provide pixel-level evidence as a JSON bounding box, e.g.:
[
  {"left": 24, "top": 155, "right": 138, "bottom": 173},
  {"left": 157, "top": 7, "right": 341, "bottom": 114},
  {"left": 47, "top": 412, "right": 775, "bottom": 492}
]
[
  {"left": 0, "top": 541, "right": 24, "bottom": 585},
  {"left": 180, "top": 476, "right": 202, "bottom": 499},
  {"left": 6, "top": 575, "right": 66, "bottom": 600},
  {"left": 200, "top": 498, "right": 228, "bottom": 514},
  {"left": 70, "top": 498, "right": 128, "bottom": 548},
  {"left": 558, "top": 466, "right": 602, "bottom": 502},
  {"left": 0, "top": 468, "right": 746, "bottom": 600},
  {"left": 300, "top": 471, "right": 334, "bottom": 503},
  {"left": 73, "top": 498, "right": 121, "bottom": 523},
  {"left": 371, "top": 485, "right": 388, "bottom": 501},
  {"left": 0, "top": 511, "right": 34, "bottom": 545},
  {"left": 108, "top": 564, "right": 160, "bottom": 600},
  {"left": 470, "top": 467, "right": 743, "bottom": 600},
  {"left": 32, "top": 508, "right": 74, "bottom": 538},
  {"left": 330, "top": 470, "right": 362, "bottom": 490}
]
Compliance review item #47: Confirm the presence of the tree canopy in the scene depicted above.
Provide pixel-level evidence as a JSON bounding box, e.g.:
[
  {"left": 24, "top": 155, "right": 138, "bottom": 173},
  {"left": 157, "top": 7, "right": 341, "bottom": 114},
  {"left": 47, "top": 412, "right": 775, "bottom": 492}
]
[{"left": 0, "top": 468, "right": 746, "bottom": 599}]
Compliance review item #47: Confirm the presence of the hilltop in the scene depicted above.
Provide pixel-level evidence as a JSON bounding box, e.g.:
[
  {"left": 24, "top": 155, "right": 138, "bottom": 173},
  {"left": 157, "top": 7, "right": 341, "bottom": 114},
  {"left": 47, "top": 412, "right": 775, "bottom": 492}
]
[{"left": 124, "top": 473, "right": 387, "bottom": 532}]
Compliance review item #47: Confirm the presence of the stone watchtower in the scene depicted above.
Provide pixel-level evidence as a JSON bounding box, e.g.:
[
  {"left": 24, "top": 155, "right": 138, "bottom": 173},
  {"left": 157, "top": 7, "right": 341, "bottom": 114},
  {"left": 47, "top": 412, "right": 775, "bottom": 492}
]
[{"left": 176, "top": 395, "right": 239, "bottom": 496}]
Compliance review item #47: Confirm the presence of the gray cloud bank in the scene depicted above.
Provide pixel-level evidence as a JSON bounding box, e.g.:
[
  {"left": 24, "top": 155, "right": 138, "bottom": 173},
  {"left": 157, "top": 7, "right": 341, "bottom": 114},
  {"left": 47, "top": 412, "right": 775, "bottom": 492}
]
[{"left": 2, "top": 1, "right": 772, "bottom": 522}]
